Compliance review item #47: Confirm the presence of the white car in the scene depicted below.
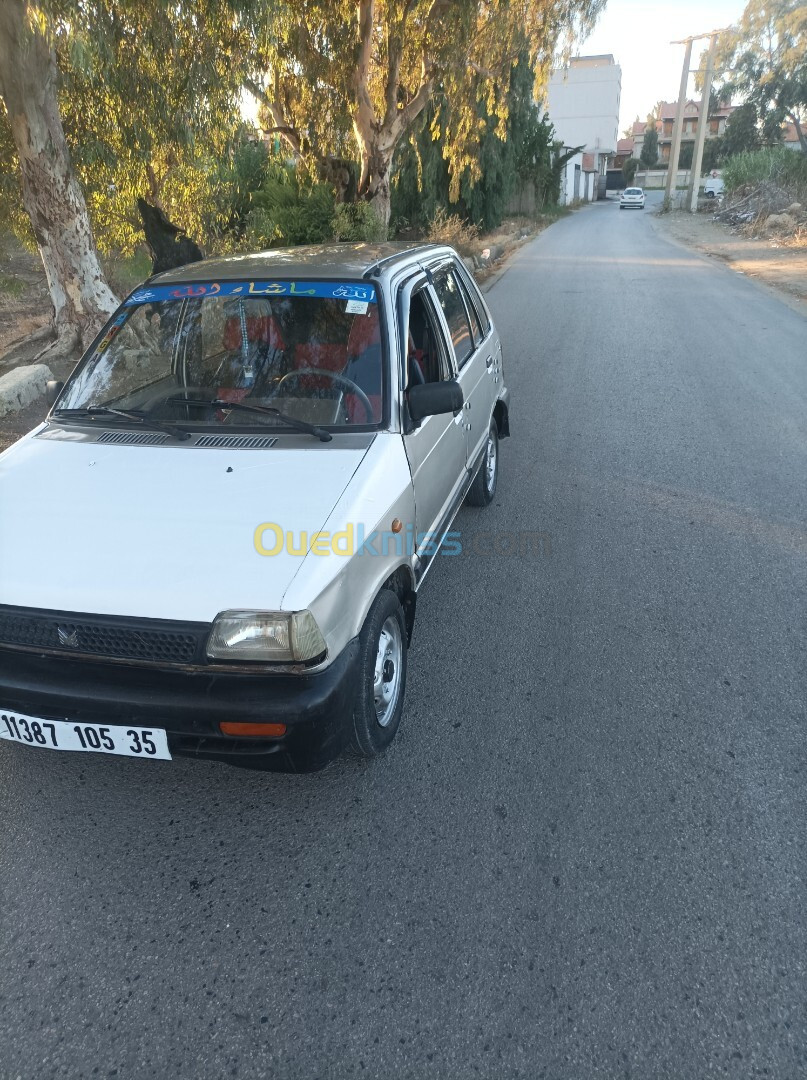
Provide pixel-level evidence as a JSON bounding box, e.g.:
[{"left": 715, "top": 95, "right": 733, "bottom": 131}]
[
  {"left": 620, "top": 187, "right": 645, "bottom": 209},
  {"left": 0, "top": 243, "right": 510, "bottom": 773}
]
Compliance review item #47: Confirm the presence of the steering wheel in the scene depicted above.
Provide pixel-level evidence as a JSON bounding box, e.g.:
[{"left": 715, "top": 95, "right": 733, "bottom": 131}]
[{"left": 271, "top": 368, "right": 375, "bottom": 424}]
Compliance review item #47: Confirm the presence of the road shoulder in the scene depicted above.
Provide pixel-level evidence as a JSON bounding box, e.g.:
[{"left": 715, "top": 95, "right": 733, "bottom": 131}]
[{"left": 650, "top": 209, "right": 806, "bottom": 318}]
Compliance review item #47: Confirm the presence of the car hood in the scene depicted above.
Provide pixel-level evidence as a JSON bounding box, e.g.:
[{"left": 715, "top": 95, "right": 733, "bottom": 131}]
[{"left": 0, "top": 430, "right": 370, "bottom": 622}]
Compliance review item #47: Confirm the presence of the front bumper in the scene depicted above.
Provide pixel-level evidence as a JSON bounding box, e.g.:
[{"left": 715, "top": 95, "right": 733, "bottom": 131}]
[{"left": 0, "top": 642, "right": 360, "bottom": 772}]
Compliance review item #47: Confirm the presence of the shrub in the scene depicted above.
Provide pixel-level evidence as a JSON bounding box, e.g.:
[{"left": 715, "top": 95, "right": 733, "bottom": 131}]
[
  {"left": 426, "top": 207, "right": 479, "bottom": 255},
  {"left": 622, "top": 158, "right": 639, "bottom": 185},
  {"left": 331, "top": 201, "right": 387, "bottom": 242},
  {"left": 722, "top": 147, "right": 807, "bottom": 203},
  {"left": 247, "top": 165, "right": 335, "bottom": 248}
]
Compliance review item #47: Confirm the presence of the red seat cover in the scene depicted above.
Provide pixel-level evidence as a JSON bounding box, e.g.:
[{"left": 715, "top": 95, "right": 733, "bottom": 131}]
[
  {"left": 293, "top": 342, "right": 347, "bottom": 372},
  {"left": 222, "top": 315, "right": 285, "bottom": 352}
]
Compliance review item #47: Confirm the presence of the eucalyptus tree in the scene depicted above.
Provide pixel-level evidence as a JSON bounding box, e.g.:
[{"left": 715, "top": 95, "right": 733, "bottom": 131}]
[
  {"left": 0, "top": 0, "right": 118, "bottom": 356},
  {"left": 716, "top": 0, "right": 807, "bottom": 154},
  {"left": 244, "top": 0, "right": 606, "bottom": 226},
  {"left": 0, "top": 0, "right": 250, "bottom": 356}
]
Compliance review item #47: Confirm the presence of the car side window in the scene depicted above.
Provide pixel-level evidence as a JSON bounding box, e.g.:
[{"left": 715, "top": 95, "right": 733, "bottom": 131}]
[
  {"left": 406, "top": 288, "right": 452, "bottom": 387},
  {"left": 452, "top": 264, "right": 485, "bottom": 344},
  {"left": 455, "top": 261, "right": 491, "bottom": 338},
  {"left": 432, "top": 268, "right": 474, "bottom": 369}
]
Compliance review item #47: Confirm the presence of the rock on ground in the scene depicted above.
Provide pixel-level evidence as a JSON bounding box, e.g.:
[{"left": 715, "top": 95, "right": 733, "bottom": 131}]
[{"left": 0, "top": 363, "right": 53, "bottom": 418}]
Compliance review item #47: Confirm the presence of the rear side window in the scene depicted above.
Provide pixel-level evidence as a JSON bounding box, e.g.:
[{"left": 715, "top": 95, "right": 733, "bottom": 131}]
[
  {"left": 432, "top": 268, "right": 473, "bottom": 368},
  {"left": 454, "top": 261, "right": 491, "bottom": 340}
]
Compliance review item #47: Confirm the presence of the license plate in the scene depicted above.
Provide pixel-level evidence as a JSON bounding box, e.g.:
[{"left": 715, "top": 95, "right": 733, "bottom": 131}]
[{"left": 0, "top": 709, "right": 171, "bottom": 760}]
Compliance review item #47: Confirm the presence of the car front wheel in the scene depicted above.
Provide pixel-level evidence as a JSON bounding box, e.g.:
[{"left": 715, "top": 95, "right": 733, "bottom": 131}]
[{"left": 350, "top": 589, "right": 407, "bottom": 757}]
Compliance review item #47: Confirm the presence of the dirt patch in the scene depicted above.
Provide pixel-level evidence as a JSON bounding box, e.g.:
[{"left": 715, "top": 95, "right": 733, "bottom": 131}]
[
  {"left": 0, "top": 397, "right": 49, "bottom": 455},
  {"left": 652, "top": 208, "right": 807, "bottom": 314},
  {"left": 0, "top": 245, "right": 51, "bottom": 364}
]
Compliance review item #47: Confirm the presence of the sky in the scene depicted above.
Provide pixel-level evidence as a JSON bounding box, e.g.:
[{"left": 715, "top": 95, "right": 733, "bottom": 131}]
[{"left": 575, "top": 0, "right": 749, "bottom": 134}]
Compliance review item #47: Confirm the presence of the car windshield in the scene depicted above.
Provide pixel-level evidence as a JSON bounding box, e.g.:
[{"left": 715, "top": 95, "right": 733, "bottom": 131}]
[
  {"left": 56, "top": 280, "right": 384, "bottom": 430},
  {"left": 625, "top": 188, "right": 642, "bottom": 195}
]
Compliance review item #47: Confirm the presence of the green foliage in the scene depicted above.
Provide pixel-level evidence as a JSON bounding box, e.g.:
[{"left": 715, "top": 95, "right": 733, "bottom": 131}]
[
  {"left": 390, "top": 103, "right": 452, "bottom": 230},
  {"left": 621, "top": 158, "right": 639, "bottom": 185},
  {"left": 716, "top": 0, "right": 807, "bottom": 151},
  {"left": 243, "top": 0, "right": 606, "bottom": 215},
  {"left": 722, "top": 145, "right": 807, "bottom": 199},
  {"left": 391, "top": 49, "right": 559, "bottom": 234},
  {"left": 640, "top": 127, "right": 659, "bottom": 167},
  {"left": 678, "top": 142, "right": 694, "bottom": 169},
  {"left": 207, "top": 138, "right": 271, "bottom": 241},
  {"left": 247, "top": 164, "right": 336, "bottom": 248},
  {"left": 0, "top": 272, "right": 25, "bottom": 298},
  {"left": 0, "top": 110, "right": 32, "bottom": 247},
  {"left": 722, "top": 102, "right": 762, "bottom": 157},
  {"left": 331, "top": 202, "right": 388, "bottom": 242},
  {"left": 1, "top": 0, "right": 253, "bottom": 256},
  {"left": 701, "top": 138, "right": 724, "bottom": 174}
]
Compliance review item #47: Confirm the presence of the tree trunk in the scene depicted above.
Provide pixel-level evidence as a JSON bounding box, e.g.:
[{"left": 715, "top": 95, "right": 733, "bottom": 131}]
[
  {"left": 0, "top": 0, "right": 118, "bottom": 357},
  {"left": 787, "top": 114, "right": 807, "bottom": 155},
  {"left": 367, "top": 179, "right": 391, "bottom": 229},
  {"left": 355, "top": 137, "right": 394, "bottom": 228}
]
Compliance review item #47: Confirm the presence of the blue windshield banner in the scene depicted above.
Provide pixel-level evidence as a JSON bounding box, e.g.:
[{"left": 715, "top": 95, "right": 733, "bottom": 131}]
[{"left": 124, "top": 281, "right": 377, "bottom": 306}]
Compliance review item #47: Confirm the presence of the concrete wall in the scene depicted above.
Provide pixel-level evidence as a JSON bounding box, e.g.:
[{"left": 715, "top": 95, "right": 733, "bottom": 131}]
[
  {"left": 557, "top": 154, "right": 598, "bottom": 205},
  {"left": 547, "top": 56, "right": 621, "bottom": 159},
  {"left": 634, "top": 169, "right": 692, "bottom": 190}
]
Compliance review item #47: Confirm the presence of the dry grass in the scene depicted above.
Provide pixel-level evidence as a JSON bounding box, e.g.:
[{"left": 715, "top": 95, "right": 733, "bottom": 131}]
[{"left": 426, "top": 208, "right": 480, "bottom": 256}]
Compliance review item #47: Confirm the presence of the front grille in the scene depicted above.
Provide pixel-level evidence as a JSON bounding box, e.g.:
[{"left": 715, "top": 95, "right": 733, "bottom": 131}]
[{"left": 0, "top": 606, "right": 211, "bottom": 665}]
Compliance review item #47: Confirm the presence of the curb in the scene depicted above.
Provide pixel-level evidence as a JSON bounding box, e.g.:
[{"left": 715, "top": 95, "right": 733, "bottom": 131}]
[{"left": 0, "top": 363, "right": 53, "bottom": 418}]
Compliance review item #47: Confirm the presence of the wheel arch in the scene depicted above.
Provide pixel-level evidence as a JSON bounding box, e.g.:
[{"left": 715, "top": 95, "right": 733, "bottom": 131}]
[
  {"left": 379, "top": 564, "right": 417, "bottom": 645},
  {"left": 493, "top": 398, "right": 510, "bottom": 439}
]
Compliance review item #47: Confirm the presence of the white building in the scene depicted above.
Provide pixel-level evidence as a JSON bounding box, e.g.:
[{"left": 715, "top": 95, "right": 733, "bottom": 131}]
[{"left": 546, "top": 55, "right": 621, "bottom": 204}]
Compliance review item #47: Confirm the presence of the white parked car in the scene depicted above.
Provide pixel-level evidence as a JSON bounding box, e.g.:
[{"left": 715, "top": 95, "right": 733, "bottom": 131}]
[
  {"left": 0, "top": 243, "right": 510, "bottom": 772},
  {"left": 704, "top": 176, "right": 724, "bottom": 199},
  {"left": 620, "top": 187, "right": 645, "bottom": 209}
]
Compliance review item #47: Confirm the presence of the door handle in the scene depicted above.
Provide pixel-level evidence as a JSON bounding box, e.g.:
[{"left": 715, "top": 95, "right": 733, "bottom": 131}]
[{"left": 485, "top": 356, "right": 493, "bottom": 368}]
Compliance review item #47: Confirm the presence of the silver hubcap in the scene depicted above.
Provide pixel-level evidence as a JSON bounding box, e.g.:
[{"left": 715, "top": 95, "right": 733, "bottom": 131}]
[
  {"left": 485, "top": 433, "right": 497, "bottom": 491},
  {"left": 373, "top": 616, "right": 402, "bottom": 727}
]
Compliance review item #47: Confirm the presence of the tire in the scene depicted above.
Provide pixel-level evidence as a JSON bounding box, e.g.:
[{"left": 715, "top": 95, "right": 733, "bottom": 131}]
[
  {"left": 350, "top": 589, "right": 408, "bottom": 757},
  {"left": 467, "top": 420, "right": 499, "bottom": 507}
]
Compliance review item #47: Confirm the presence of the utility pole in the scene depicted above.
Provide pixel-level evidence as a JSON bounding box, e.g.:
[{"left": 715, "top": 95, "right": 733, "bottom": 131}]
[
  {"left": 665, "top": 30, "right": 728, "bottom": 210},
  {"left": 688, "top": 34, "right": 718, "bottom": 211},
  {"left": 664, "top": 39, "right": 693, "bottom": 207}
]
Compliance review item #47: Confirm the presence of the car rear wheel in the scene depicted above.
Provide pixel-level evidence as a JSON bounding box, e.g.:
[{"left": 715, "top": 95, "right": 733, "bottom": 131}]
[
  {"left": 467, "top": 420, "right": 499, "bottom": 507},
  {"left": 350, "top": 589, "right": 407, "bottom": 757}
]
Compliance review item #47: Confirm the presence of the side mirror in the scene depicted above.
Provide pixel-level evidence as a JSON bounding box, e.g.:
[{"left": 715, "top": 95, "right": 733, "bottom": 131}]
[
  {"left": 407, "top": 379, "right": 464, "bottom": 422},
  {"left": 46, "top": 380, "right": 65, "bottom": 408}
]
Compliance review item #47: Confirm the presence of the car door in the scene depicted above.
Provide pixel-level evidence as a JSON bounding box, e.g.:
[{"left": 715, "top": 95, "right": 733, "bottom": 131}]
[
  {"left": 430, "top": 261, "right": 499, "bottom": 471},
  {"left": 398, "top": 276, "right": 467, "bottom": 555}
]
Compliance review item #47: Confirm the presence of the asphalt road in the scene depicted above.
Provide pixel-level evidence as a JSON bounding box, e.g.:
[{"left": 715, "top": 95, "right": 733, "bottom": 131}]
[{"left": 2, "top": 197, "right": 806, "bottom": 1080}]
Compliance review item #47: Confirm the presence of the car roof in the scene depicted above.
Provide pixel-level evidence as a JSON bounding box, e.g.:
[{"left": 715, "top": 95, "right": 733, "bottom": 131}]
[{"left": 148, "top": 242, "right": 443, "bottom": 285}]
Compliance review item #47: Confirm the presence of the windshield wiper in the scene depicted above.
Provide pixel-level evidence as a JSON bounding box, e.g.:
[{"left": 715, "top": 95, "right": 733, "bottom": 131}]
[
  {"left": 166, "top": 396, "right": 333, "bottom": 442},
  {"left": 53, "top": 406, "right": 191, "bottom": 441}
]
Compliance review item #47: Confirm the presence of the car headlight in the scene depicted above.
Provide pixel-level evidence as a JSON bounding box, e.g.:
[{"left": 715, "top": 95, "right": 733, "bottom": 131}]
[{"left": 207, "top": 610, "right": 326, "bottom": 662}]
